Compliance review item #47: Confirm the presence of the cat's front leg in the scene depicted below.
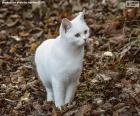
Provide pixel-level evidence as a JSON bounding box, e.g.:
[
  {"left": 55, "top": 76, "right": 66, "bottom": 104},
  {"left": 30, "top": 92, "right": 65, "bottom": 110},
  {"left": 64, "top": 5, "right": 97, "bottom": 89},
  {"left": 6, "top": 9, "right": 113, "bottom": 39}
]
[
  {"left": 65, "top": 82, "right": 77, "bottom": 104},
  {"left": 46, "top": 87, "right": 54, "bottom": 102},
  {"left": 52, "top": 79, "right": 65, "bottom": 109}
]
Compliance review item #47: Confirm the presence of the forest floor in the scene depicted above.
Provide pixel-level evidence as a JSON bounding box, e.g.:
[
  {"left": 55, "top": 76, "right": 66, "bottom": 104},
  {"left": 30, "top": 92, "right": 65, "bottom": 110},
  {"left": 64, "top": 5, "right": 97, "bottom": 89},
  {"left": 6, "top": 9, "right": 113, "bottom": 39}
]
[{"left": 0, "top": 0, "right": 140, "bottom": 116}]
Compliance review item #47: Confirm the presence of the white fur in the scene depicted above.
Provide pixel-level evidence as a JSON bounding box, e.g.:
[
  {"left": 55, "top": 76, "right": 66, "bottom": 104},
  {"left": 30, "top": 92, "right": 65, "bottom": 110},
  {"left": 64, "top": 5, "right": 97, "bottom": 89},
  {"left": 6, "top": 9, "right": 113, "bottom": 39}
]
[{"left": 35, "top": 11, "right": 90, "bottom": 109}]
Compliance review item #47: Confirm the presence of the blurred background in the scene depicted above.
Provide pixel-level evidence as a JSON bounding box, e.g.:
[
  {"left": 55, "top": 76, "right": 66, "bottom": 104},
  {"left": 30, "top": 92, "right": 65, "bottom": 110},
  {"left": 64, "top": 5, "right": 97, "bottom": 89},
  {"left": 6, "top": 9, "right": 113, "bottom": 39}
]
[{"left": 0, "top": 0, "right": 140, "bottom": 115}]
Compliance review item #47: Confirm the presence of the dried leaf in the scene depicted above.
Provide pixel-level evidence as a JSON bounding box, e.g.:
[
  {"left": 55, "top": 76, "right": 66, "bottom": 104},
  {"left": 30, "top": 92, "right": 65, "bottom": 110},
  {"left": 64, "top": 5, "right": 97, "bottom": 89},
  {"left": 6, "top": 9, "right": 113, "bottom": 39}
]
[
  {"left": 10, "top": 47, "right": 17, "bottom": 53},
  {"left": 123, "top": 8, "right": 137, "bottom": 19},
  {"left": 6, "top": 19, "right": 20, "bottom": 27},
  {"left": 19, "top": 31, "right": 29, "bottom": 37},
  {"left": 76, "top": 104, "right": 92, "bottom": 116},
  {"left": 109, "top": 34, "right": 127, "bottom": 44},
  {"left": 30, "top": 43, "right": 38, "bottom": 53},
  {"left": 10, "top": 36, "right": 21, "bottom": 41},
  {"left": 20, "top": 91, "right": 30, "bottom": 101},
  {"left": 113, "top": 103, "right": 125, "bottom": 111}
]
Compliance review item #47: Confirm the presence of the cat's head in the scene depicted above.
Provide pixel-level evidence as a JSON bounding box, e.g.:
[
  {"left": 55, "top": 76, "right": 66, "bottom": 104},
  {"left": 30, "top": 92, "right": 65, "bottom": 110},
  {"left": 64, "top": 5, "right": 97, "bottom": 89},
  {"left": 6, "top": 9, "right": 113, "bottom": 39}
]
[{"left": 59, "top": 10, "right": 90, "bottom": 47}]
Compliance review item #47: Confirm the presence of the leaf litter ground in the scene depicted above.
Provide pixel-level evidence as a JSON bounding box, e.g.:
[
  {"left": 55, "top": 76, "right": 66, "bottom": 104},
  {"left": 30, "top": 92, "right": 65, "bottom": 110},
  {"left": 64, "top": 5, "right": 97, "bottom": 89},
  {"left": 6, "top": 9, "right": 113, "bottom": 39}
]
[{"left": 0, "top": 0, "right": 140, "bottom": 115}]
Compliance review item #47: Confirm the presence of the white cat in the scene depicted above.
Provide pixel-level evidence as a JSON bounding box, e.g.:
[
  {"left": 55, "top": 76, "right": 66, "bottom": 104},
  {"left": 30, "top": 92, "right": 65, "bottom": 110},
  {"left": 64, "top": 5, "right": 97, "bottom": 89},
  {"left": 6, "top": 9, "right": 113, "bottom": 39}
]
[{"left": 35, "top": 10, "right": 90, "bottom": 109}]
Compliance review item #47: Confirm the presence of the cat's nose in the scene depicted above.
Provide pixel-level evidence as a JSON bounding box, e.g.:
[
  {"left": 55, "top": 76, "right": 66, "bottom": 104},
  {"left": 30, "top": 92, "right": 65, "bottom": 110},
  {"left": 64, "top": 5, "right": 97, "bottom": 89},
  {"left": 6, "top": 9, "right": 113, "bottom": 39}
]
[{"left": 83, "top": 38, "right": 87, "bottom": 42}]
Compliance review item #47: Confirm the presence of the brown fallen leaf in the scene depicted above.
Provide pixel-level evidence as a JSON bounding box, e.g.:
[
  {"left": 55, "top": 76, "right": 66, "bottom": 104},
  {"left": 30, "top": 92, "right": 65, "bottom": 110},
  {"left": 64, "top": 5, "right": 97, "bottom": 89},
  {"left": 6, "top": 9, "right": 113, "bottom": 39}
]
[
  {"left": 0, "top": 8, "right": 7, "bottom": 12},
  {"left": 92, "top": 109, "right": 105, "bottom": 115},
  {"left": 15, "top": 91, "right": 30, "bottom": 110},
  {"left": 104, "top": 20, "right": 122, "bottom": 36},
  {"left": 90, "top": 24, "right": 103, "bottom": 33},
  {"left": 108, "top": 0, "right": 119, "bottom": 7},
  {"left": 30, "top": 42, "right": 38, "bottom": 53},
  {"left": 0, "top": 30, "right": 7, "bottom": 39},
  {"left": 113, "top": 103, "right": 126, "bottom": 111},
  {"left": 123, "top": 8, "right": 137, "bottom": 20},
  {"left": 9, "top": 47, "right": 17, "bottom": 53},
  {"left": 33, "top": 31, "right": 43, "bottom": 39},
  {"left": 91, "top": 78, "right": 99, "bottom": 84},
  {"left": 6, "top": 19, "right": 20, "bottom": 27},
  {"left": 10, "top": 14, "right": 21, "bottom": 19},
  {"left": 111, "top": 20, "right": 122, "bottom": 30},
  {"left": 19, "top": 31, "right": 29, "bottom": 37},
  {"left": 113, "top": 111, "right": 119, "bottom": 116},
  {"left": 33, "top": 102, "right": 44, "bottom": 115},
  {"left": 96, "top": 73, "right": 112, "bottom": 82},
  {"left": 102, "top": 102, "right": 113, "bottom": 110},
  {"left": 109, "top": 34, "right": 128, "bottom": 44},
  {"left": 76, "top": 104, "right": 92, "bottom": 116},
  {"left": 63, "top": 109, "right": 78, "bottom": 116}
]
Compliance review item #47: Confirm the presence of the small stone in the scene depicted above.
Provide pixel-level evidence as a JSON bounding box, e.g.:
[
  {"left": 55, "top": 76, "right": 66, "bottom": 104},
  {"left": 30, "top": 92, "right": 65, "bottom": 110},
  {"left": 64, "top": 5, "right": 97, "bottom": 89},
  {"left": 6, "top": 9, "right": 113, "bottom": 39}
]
[{"left": 103, "top": 51, "right": 114, "bottom": 57}]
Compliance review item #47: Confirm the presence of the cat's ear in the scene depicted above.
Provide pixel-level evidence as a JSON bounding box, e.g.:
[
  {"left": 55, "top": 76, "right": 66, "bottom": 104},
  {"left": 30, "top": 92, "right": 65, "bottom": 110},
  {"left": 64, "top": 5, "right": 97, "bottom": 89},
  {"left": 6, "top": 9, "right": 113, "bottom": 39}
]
[
  {"left": 60, "top": 18, "right": 71, "bottom": 34},
  {"left": 77, "top": 9, "right": 85, "bottom": 21}
]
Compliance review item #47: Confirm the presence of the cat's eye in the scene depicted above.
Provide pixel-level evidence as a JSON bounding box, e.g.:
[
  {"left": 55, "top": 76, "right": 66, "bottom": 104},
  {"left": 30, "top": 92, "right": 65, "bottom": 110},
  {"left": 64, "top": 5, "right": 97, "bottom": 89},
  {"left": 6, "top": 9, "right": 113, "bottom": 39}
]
[
  {"left": 84, "top": 30, "right": 88, "bottom": 34},
  {"left": 75, "top": 33, "right": 80, "bottom": 37}
]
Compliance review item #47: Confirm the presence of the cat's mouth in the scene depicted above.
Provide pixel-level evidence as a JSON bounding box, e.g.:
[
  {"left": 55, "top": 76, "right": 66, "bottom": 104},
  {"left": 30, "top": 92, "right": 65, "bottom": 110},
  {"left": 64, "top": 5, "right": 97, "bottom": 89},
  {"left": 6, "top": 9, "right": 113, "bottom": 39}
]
[
  {"left": 84, "top": 38, "right": 88, "bottom": 44},
  {"left": 82, "top": 39, "right": 87, "bottom": 46},
  {"left": 77, "top": 39, "right": 88, "bottom": 47},
  {"left": 83, "top": 38, "right": 86, "bottom": 42}
]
